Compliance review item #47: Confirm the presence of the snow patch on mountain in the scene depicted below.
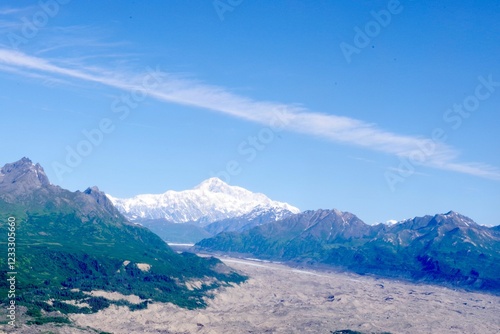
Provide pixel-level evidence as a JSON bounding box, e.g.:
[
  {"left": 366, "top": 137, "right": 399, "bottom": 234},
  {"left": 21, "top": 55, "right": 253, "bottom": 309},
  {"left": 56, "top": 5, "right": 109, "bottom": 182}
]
[
  {"left": 107, "top": 177, "right": 300, "bottom": 225},
  {"left": 385, "top": 219, "right": 399, "bottom": 226}
]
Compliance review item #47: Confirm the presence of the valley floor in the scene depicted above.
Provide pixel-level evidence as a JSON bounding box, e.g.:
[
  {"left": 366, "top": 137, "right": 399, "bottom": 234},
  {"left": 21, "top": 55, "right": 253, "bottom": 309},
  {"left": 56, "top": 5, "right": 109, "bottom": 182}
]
[
  {"left": 71, "top": 257, "right": 500, "bottom": 334},
  {"left": 7, "top": 257, "right": 499, "bottom": 333}
]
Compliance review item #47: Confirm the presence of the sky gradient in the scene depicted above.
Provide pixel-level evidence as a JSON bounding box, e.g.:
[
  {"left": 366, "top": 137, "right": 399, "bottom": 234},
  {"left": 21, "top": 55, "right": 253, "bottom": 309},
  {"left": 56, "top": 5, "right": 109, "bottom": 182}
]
[{"left": 0, "top": 0, "right": 499, "bottom": 225}]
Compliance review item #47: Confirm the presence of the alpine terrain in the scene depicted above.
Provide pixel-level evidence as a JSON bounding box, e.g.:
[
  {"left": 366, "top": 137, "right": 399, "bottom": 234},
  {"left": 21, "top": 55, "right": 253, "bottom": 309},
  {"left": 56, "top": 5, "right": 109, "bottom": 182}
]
[
  {"left": 196, "top": 208, "right": 500, "bottom": 292},
  {"left": 0, "top": 158, "right": 245, "bottom": 329},
  {"left": 108, "top": 177, "right": 300, "bottom": 243}
]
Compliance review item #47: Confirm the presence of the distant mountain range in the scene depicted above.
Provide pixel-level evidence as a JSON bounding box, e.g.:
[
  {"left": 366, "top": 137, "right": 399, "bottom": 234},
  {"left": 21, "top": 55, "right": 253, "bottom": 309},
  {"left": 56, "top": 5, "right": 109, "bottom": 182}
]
[
  {"left": 107, "top": 178, "right": 300, "bottom": 243},
  {"left": 2, "top": 154, "right": 498, "bottom": 325},
  {"left": 96, "top": 168, "right": 500, "bottom": 293},
  {"left": 196, "top": 209, "right": 500, "bottom": 292},
  {"left": 0, "top": 158, "right": 245, "bottom": 325}
]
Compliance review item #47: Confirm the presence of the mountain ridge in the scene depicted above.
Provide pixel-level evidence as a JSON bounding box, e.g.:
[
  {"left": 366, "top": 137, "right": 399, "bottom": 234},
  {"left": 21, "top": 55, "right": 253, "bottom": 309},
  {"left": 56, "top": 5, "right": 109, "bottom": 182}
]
[
  {"left": 107, "top": 177, "right": 301, "bottom": 243},
  {"left": 196, "top": 208, "right": 500, "bottom": 293},
  {"left": 0, "top": 158, "right": 246, "bottom": 325},
  {"left": 107, "top": 177, "right": 300, "bottom": 225}
]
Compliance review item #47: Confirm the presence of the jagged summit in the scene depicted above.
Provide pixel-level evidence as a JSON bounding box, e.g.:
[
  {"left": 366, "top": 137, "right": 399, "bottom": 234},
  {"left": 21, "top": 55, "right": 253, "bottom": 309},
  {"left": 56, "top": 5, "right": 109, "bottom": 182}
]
[
  {"left": 0, "top": 157, "right": 50, "bottom": 185},
  {"left": 197, "top": 208, "right": 500, "bottom": 292},
  {"left": 437, "top": 210, "right": 479, "bottom": 228},
  {"left": 0, "top": 160, "right": 245, "bottom": 315},
  {"left": 442, "top": 210, "right": 472, "bottom": 221},
  {"left": 378, "top": 211, "right": 478, "bottom": 229},
  {"left": 0, "top": 157, "right": 50, "bottom": 199},
  {"left": 84, "top": 186, "right": 119, "bottom": 215},
  {"left": 0, "top": 158, "right": 124, "bottom": 219},
  {"left": 391, "top": 211, "right": 480, "bottom": 231}
]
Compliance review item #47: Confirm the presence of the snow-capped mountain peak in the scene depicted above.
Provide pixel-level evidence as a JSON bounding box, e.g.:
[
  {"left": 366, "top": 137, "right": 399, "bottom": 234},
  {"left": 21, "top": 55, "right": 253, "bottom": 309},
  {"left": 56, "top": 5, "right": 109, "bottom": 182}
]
[
  {"left": 107, "top": 178, "right": 300, "bottom": 225},
  {"left": 194, "top": 177, "right": 232, "bottom": 192}
]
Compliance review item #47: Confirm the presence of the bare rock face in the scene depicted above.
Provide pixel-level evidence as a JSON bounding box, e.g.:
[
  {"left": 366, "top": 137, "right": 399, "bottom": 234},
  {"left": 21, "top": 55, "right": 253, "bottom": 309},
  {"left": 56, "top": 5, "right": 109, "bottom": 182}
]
[
  {"left": 0, "top": 158, "right": 247, "bottom": 328},
  {"left": 0, "top": 157, "right": 51, "bottom": 201},
  {"left": 0, "top": 158, "right": 122, "bottom": 220},
  {"left": 84, "top": 186, "right": 122, "bottom": 218}
]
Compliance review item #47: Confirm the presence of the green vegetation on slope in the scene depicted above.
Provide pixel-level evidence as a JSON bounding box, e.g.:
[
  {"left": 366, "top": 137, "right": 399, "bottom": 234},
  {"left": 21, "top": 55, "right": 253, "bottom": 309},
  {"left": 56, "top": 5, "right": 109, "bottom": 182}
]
[
  {"left": 197, "top": 210, "right": 500, "bottom": 292},
  {"left": 0, "top": 193, "right": 246, "bottom": 320}
]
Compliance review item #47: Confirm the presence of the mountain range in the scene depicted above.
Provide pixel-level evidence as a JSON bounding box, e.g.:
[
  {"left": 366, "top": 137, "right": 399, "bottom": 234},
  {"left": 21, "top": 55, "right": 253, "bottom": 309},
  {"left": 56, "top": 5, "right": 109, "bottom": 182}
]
[
  {"left": 0, "top": 158, "right": 245, "bottom": 327},
  {"left": 196, "top": 208, "right": 500, "bottom": 292},
  {"left": 1, "top": 155, "right": 498, "bottom": 329},
  {"left": 86, "top": 166, "right": 500, "bottom": 293},
  {"left": 107, "top": 178, "right": 300, "bottom": 243}
]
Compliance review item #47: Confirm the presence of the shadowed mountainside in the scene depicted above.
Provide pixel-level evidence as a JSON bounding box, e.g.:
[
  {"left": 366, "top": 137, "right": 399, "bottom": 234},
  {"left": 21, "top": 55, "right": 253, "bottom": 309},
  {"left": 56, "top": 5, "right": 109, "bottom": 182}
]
[{"left": 196, "top": 209, "right": 500, "bottom": 292}]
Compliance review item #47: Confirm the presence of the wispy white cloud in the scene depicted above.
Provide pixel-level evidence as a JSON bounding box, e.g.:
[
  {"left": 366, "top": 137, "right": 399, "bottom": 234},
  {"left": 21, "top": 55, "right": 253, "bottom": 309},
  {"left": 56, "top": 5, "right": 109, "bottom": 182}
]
[
  {"left": 34, "top": 25, "right": 133, "bottom": 56},
  {"left": 0, "top": 19, "right": 20, "bottom": 29},
  {"left": 0, "top": 48, "right": 499, "bottom": 181},
  {"left": 0, "top": 6, "right": 36, "bottom": 16},
  {"left": 442, "top": 162, "right": 500, "bottom": 180},
  {"left": 0, "top": 5, "right": 39, "bottom": 34}
]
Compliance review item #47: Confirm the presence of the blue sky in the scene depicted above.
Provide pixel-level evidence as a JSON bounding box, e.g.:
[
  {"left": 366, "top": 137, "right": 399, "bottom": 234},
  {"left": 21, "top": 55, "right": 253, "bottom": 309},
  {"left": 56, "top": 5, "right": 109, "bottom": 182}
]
[{"left": 0, "top": 0, "right": 499, "bottom": 225}]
